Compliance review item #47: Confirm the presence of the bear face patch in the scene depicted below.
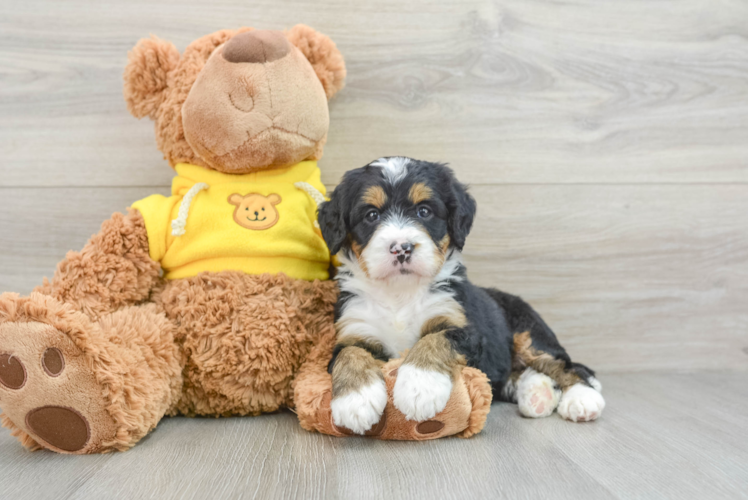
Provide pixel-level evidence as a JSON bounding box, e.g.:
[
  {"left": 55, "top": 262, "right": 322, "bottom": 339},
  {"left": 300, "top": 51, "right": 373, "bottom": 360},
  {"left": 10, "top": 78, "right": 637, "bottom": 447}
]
[{"left": 228, "top": 193, "right": 282, "bottom": 230}]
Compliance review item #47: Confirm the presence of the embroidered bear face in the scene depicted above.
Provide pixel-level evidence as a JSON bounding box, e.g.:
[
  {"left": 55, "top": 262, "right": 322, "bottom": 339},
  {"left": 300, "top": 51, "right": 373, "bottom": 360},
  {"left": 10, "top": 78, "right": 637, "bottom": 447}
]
[{"left": 228, "top": 193, "right": 282, "bottom": 230}]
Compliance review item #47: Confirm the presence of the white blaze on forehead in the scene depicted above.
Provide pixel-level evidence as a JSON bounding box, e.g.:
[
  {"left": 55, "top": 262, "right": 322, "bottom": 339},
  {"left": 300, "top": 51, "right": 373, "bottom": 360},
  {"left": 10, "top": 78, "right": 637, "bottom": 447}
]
[{"left": 371, "top": 156, "right": 410, "bottom": 185}]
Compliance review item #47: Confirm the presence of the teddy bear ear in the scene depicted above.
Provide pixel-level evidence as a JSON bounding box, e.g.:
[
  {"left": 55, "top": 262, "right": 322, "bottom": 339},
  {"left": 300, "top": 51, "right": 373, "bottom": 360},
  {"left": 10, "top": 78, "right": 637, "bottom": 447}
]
[
  {"left": 228, "top": 194, "right": 244, "bottom": 206},
  {"left": 286, "top": 25, "right": 346, "bottom": 99},
  {"left": 123, "top": 36, "right": 180, "bottom": 119}
]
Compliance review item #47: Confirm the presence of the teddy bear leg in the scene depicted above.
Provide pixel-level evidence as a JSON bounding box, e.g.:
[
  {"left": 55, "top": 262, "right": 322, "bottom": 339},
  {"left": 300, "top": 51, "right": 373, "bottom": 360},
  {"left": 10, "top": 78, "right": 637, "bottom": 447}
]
[
  {"left": 0, "top": 293, "right": 182, "bottom": 454},
  {"left": 33, "top": 209, "right": 161, "bottom": 322}
]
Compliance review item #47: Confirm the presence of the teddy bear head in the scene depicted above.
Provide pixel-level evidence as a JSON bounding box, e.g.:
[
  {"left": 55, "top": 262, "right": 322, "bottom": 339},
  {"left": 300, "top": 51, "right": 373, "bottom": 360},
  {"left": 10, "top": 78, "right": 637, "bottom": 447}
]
[{"left": 123, "top": 25, "right": 345, "bottom": 174}]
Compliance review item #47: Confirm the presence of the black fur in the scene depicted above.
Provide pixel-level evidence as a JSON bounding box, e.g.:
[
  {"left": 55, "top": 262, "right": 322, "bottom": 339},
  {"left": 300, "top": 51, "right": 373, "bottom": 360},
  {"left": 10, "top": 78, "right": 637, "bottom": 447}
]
[{"left": 450, "top": 272, "right": 591, "bottom": 400}]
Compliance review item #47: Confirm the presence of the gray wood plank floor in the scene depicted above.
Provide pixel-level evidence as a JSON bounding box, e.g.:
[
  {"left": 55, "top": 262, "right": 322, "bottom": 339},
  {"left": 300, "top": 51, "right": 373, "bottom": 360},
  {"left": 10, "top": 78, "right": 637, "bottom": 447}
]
[{"left": 0, "top": 373, "right": 746, "bottom": 499}]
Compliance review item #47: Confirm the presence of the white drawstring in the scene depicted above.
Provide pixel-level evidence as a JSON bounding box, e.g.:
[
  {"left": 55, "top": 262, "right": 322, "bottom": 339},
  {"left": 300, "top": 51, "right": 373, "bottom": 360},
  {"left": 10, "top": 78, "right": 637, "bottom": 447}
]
[
  {"left": 171, "top": 183, "right": 209, "bottom": 236},
  {"left": 294, "top": 182, "right": 327, "bottom": 229},
  {"left": 294, "top": 182, "right": 326, "bottom": 207}
]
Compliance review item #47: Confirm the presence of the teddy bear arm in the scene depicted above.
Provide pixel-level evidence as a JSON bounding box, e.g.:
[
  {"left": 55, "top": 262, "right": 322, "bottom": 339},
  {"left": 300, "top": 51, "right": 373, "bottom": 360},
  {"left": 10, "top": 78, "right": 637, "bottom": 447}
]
[
  {"left": 295, "top": 358, "right": 493, "bottom": 440},
  {"left": 34, "top": 208, "right": 161, "bottom": 321}
]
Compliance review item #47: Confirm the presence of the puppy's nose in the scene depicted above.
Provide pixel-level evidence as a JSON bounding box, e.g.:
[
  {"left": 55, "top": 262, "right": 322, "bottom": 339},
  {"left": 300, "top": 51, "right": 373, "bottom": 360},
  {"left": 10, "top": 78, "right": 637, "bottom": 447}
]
[
  {"left": 390, "top": 241, "right": 414, "bottom": 256},
  {"left": 222, "top": 30, "right": 291, "bottom": 64}
]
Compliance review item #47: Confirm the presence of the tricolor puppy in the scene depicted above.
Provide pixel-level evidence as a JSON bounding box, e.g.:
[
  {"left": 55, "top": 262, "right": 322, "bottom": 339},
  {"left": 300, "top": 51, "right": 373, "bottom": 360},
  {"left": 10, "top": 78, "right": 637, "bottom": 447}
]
[{"left": 319, "top": 157, "right": 605, "bottom": 434}]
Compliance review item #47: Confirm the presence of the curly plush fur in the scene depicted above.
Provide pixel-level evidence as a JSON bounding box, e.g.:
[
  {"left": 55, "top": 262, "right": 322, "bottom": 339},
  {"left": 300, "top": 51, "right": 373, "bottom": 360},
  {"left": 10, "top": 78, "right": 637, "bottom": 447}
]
[{"left": 0, "top": 212, "right": 338, "bottom": 453}]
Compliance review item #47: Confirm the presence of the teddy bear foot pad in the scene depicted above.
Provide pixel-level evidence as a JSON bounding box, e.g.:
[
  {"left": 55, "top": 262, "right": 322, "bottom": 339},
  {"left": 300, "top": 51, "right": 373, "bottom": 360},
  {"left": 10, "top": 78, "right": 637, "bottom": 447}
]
[{"left": 0, "top": 321, "right": 117, "bottom": 454}]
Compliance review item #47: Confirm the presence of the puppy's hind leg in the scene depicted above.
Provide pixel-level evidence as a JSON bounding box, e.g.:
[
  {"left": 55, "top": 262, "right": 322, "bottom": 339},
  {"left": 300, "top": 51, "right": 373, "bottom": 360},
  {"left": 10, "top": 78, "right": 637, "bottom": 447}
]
[
  {"left": 513, "top": 331, "right": 605, "bottom": 422},
  {"left": 556, "top": 362, "right": 605, "bottom": 422},
  {"left": 515, "top": 368, "right": 562, "bottom": 418}
]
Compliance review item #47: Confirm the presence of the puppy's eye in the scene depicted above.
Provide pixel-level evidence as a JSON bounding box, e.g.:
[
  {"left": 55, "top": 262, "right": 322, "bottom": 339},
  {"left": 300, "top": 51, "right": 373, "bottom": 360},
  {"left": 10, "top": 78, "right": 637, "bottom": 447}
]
[
  {"left": 417, "top": 206, "right": 432, "bottom": 218},
  {"left": 262, "top": 207, "right": 265, "bottom": 211},
  {"left": 365, "top": 209, "right": 380, "bottom": 223}
]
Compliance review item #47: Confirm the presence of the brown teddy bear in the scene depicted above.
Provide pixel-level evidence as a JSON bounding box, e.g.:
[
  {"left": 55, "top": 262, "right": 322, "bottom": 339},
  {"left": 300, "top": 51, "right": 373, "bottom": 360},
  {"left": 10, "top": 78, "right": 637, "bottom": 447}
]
[{"left": 0, "top": 25, "right": 491, "bottom": 454}]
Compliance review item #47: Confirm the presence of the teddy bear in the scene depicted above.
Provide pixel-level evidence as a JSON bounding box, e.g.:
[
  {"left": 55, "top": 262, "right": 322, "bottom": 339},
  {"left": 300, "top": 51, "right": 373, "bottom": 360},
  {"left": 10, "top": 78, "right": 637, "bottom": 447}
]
[{"left": 0, "top": 25, "right": 492, "bottom": 454}]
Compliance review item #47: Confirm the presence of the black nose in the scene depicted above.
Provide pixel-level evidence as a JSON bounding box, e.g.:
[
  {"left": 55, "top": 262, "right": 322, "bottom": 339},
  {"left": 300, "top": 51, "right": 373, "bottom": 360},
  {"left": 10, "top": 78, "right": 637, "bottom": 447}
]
[
  {"left": 390, "top": 242, "right": 414, "bottom": 258},
  {"left": 254, "top": 211, "right": 259, "bottom": 216}
]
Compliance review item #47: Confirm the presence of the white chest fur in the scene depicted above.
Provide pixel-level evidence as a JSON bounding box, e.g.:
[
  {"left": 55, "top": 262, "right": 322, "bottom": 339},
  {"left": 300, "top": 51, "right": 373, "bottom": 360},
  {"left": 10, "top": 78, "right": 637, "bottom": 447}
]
[{"left": 335, "top": 260, "right": 464, "bottom": 358}]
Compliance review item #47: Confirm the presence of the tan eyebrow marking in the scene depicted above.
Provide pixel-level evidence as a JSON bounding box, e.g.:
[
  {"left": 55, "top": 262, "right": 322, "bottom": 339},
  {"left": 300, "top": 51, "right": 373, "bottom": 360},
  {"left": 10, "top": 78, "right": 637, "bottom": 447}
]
[
  {"left": 408, "top": 182, "right": 433, "bottom": 205},
  {"left": 362, "top": 185, "right": 387, "bottom": 209}
]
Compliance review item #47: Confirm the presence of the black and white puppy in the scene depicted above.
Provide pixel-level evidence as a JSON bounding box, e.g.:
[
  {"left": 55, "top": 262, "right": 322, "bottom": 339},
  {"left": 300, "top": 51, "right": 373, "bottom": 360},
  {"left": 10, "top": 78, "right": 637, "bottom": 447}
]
[{"left": 319, "top": 157, "right": 605, "bottom": 434}]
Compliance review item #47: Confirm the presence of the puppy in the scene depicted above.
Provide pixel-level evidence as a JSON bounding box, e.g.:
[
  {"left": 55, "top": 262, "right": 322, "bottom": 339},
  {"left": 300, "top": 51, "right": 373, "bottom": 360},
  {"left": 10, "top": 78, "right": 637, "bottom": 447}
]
[{"left": 318, "top": 157, "right": 605, "bottom": 434}]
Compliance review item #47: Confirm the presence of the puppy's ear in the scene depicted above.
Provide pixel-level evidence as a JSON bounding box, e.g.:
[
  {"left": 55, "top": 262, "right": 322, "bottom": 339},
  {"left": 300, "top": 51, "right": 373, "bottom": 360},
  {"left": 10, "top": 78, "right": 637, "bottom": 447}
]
[
  {"left": 124, "top": 36, "right": 180, "bottom": 119},
  {"left": 318, "top": 189, "right": 347, "bottom": 255},
  {"left": 286, "top": 24, "right": 346, "bottom": 99},
  {"left": 447, "top": 175, "right": 477, "bottom": 251}
]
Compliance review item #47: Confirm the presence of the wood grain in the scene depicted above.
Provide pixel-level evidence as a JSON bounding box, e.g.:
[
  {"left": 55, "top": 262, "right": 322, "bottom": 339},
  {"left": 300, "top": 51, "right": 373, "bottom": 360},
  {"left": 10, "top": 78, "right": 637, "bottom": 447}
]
[
  {"left": 0, "top": 373, "right": 746, "bottom": 499},
  {"left": 463, "top": 184, "right": 748, "bottom": 373},
  {"left": 1, "top": 185, "right": 746, "bottom": 372},
  {"left": 1, "top": 0, "right": 747, "bottom": 187}
]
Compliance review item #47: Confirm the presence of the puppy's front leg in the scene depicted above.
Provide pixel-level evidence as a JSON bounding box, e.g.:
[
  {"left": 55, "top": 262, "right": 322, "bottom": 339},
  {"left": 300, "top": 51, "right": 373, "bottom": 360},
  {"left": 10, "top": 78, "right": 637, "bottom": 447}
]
[
  {"left": 393, "top": 319, "right": 466, "bottom": 421},
  {"left": 329, "top": 337, "right": 388, "bottom": 434}
]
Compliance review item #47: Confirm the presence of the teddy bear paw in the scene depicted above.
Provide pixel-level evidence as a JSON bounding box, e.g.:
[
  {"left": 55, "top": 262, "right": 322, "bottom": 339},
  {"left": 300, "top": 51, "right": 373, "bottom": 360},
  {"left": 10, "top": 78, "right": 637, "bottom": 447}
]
[{"left": 0, "top": 321, "right": 116, "bottom": 453}]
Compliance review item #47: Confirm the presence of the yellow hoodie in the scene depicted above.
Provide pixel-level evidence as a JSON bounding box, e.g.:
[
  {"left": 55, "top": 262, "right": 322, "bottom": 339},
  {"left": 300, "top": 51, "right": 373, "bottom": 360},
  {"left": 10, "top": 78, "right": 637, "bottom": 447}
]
[{"left": 131, "top": 161, "right": 330, "bottom": 281}]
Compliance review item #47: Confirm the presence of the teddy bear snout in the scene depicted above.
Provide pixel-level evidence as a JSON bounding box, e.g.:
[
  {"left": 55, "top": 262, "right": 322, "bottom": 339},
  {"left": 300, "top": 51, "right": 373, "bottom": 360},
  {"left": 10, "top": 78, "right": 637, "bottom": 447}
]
[{"left": 223, "top": 30, "right": 290, "bottom": 64}]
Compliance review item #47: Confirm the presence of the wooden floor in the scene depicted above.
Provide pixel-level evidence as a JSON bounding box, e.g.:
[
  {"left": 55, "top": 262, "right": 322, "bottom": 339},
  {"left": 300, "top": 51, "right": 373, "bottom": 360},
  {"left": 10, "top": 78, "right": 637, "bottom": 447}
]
[
  {"left": 0, "top": 373, "right": 746, "bottom": 499},
  {"left": 1, "top": 0, "right": 747, "bottom": 498}
]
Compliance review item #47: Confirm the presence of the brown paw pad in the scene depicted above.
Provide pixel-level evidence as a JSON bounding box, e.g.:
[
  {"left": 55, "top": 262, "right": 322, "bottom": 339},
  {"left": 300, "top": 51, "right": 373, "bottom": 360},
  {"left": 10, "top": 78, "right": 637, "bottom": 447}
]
[
  {"left": 0, "top": 353, "right": 26, "bottom": 390},
  {"left": 25, "top": 406, "right": 90, "bottom": 452},
  {"left": 416, "top": 420, "right": 445, "bottom": 435},
  {"left": 330, "top": 412, "right": 386, "bottom": 437},
  {"left": 41, "top": 348, "right": 65, "bottom": 377},
  {"left": 364, "top": 413, "right": 387, "bottom": 437}
]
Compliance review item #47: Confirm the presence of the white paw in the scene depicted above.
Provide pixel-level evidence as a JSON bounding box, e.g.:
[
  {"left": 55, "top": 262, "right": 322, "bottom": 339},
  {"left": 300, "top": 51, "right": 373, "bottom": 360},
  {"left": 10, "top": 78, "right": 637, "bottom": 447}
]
[
  {"left": 331, "top": 378, "right": 387, "bottom": 434},
  {"left": 392, "top": 364, "right": 452, "bottom": 421},
  {"left": 558, "top": 383, "right": 606, "bottom": 422},
  {"left": 516, "top": 368, "right": 561, "bottom": 418}
]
